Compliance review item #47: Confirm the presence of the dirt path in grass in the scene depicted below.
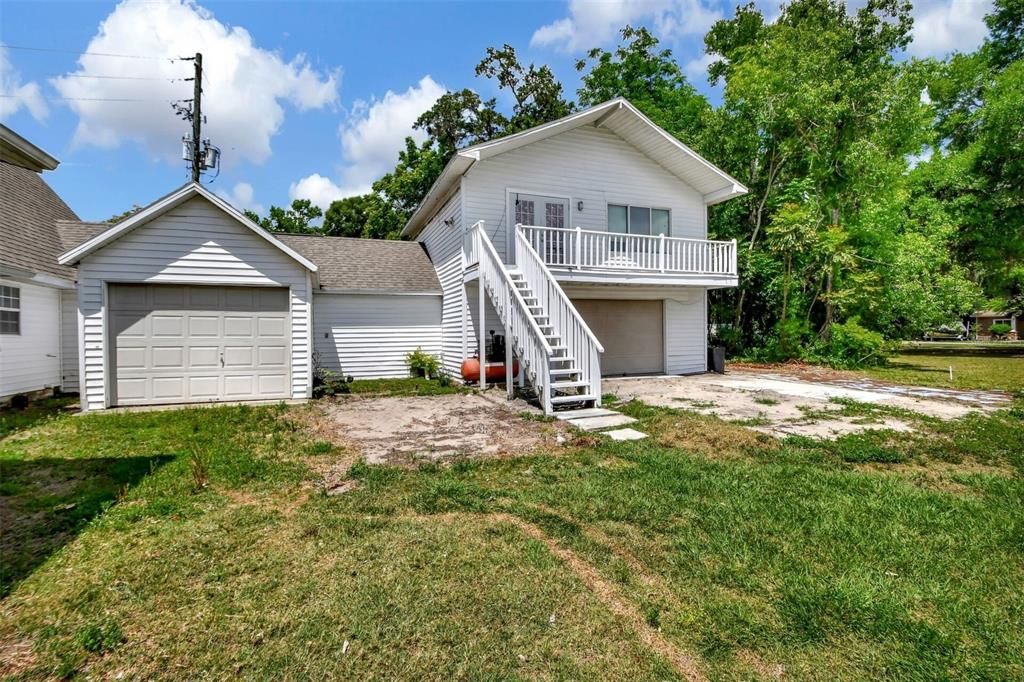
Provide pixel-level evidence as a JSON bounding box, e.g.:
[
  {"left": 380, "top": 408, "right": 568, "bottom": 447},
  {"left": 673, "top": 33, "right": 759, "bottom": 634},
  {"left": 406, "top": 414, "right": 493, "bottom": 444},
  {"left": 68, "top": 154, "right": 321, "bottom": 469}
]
[{"left": 377, "top": 510, "right": 706, "bottom": 681}]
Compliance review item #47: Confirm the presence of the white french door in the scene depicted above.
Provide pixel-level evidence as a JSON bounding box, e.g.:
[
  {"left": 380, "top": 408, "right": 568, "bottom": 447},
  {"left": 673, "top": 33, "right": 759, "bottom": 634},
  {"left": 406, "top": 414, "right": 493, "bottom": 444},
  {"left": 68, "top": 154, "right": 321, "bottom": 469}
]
[{"left": 511, "top": 193, "right": 570, "bottom": 264}]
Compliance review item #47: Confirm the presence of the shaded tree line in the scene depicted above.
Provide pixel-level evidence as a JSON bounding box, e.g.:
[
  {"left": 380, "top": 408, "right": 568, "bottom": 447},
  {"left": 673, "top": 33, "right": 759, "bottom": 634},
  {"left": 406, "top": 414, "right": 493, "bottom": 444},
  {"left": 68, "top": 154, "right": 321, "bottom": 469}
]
[{"left": 248, "top": 0, "right": 1023, "bottom": 364}]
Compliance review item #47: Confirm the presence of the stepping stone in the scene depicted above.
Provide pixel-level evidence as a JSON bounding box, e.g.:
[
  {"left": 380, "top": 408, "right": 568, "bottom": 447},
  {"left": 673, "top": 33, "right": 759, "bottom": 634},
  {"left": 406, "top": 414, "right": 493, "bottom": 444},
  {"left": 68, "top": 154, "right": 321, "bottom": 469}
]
[
  {"left": 566, "top": 414, "right": 638, "bottom": 431},
  {"left": 554, "top": 407, "right": 619, "bottom": 421},
  {"left": 603, "top": 428, "right": 647, "bottom": 441}
]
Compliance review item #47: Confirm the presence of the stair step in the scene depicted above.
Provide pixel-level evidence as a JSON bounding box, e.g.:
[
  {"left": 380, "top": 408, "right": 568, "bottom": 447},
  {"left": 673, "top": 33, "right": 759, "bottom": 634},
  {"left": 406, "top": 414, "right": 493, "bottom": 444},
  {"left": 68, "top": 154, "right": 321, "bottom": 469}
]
[
  {"left": 549, "top": 355, "right": 575, "bottom": 364},
  {"left": 554, "top": 408, "right": 619, "bottom": 420},
  {"left": 551, "top": 380, "right": 589, "bottom": 390},
  {"left": 550, "top": 394, "right": 597, "bottom": 405},
  {"left": 549, "top": 368, "right": 581, "bottom": 376}
]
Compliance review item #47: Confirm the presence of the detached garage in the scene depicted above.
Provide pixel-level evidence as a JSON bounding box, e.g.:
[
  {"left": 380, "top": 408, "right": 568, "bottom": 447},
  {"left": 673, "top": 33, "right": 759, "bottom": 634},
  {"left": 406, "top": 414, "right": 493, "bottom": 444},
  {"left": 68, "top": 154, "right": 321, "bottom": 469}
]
[
  {"left": 58, "top": 184, "right": 318, "bottom": 412},
  {"left": 58, "top": 183, "right": 446, "bottom": 411}
]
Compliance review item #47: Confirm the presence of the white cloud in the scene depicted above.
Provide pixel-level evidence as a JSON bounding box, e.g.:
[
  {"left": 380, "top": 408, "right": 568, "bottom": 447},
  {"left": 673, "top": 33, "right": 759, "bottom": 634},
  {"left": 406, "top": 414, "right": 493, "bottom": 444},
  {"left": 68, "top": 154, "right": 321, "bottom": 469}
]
[
  {"left": 217, "top": 181, "right": 263, "bottom": 215},
  {"left": 51, "top": 0, "right": 338, "bottom": 165},
  {"left": 908, "top": 0, "right": 992, "bottom": 57},
  {"left": 684, "top": 52, "right": 715, "bottom": 82},
  {"left": 0, "top": 48, "right": 48, "bottom": 121},
  {"left": 290, "top": 75, "right": 446, "bottom": 207},
  {"left": 531, "top": 0, "right": 722, "bottom": 53}
]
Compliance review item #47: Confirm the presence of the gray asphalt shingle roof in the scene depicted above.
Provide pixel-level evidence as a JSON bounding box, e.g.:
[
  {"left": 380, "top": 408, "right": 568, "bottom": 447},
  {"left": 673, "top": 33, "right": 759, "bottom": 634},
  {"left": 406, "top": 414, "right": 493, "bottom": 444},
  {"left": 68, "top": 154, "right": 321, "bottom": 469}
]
[
  {"left": 0, "top": 161, "right": 80, "bottom": 280},
  {"left": 276, "top": 234, "right": 440, "bottom": 293}
]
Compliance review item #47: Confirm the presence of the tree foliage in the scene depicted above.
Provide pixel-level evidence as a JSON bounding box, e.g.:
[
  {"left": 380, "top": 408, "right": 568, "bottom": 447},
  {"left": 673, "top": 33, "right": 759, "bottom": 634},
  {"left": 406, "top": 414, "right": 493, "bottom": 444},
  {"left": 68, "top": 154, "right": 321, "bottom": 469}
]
[{"left": 244, "top": 199, "right": 321, "bottom": 234}]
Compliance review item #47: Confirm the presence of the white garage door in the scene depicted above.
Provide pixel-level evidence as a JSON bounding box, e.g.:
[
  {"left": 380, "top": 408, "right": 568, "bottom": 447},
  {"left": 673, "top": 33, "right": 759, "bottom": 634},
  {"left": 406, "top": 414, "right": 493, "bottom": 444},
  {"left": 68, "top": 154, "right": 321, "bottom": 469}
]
[
  {"left": 109, "top": 284, "right": 291, "bottom": 406},
  {"left": 573, "top": 299, "right": 664, "bottom": 376}
]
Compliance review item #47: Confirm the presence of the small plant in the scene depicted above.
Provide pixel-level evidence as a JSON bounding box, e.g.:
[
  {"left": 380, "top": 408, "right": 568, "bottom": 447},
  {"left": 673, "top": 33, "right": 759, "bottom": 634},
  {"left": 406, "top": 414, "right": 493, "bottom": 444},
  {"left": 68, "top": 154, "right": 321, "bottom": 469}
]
[
  {"left": 405, "top": 347, "right": 441, "bottom": 378},
  {"left": 754, "top": 396, "right": 780, "bottom": 406},
  {"left": 313, "top": 367, "right": 351, "bottom": 398},
  {"left": 435, "top": 368, "right": 453, "bottom": 387},
  {"left": 75, "top": 620, "right": 124, "bottom": 654},
  {"left": 189, "top": 447, "right": 210, "bottom": 491}
]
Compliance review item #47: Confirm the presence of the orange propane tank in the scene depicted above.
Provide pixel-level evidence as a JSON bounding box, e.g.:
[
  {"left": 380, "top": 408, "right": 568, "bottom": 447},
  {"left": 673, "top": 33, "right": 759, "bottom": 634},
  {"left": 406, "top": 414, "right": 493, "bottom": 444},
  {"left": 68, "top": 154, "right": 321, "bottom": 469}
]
[{"left": 460, "top": 359, "right": 520, "bottom": 383}]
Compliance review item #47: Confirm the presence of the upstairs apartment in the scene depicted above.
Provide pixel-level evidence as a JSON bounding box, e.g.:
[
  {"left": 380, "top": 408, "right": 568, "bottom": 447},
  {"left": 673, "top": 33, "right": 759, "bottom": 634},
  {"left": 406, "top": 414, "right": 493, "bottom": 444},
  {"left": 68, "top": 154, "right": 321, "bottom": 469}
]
[{"left": 5, "top": 98, "right": 746, "bottom": 415}]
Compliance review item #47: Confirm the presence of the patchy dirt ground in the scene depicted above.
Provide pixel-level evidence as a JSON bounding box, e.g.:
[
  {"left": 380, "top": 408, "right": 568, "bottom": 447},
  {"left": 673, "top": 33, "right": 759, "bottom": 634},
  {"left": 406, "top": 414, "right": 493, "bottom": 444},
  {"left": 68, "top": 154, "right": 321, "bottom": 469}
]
[
  {"left": 606, "top": 372, "right": 1010, "bottom": 439},
  {"left": 320, "top": 392, "right": 567, "bottom": 465}
]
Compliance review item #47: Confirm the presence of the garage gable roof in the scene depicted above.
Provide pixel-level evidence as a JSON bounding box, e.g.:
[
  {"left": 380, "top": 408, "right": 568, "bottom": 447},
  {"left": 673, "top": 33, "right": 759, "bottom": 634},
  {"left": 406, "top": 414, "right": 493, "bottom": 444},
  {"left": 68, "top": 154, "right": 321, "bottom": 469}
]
[
  {"left": 403, "top": 97, "right": 748, "bottom": 237},
  {"left": 57, "top": 183, "right": 318, "bottom": 272}
]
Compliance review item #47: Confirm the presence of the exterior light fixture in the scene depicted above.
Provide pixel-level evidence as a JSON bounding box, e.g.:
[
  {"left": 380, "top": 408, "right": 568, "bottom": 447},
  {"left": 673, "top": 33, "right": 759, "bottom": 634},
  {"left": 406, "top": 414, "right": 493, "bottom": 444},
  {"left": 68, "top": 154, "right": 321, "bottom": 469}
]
[{"left": 577, "top": 201, "right": 584, "bottom": 212}]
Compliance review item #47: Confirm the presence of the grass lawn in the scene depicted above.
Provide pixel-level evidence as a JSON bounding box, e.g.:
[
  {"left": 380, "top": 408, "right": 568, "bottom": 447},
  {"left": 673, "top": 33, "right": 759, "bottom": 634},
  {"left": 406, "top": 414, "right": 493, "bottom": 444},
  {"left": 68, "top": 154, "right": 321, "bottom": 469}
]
[
  {"left": 1, "top": 388, "right": 1022, "bottom": 679},
  {"left": 861, "top": 341, "right": 1024, "bottom": 392}
]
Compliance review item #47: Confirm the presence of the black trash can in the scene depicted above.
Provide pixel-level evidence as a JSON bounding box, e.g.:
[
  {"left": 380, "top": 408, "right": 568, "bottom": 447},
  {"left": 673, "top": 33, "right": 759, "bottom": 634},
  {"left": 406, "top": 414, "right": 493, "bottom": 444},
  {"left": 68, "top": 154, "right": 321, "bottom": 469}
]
[{"left": 708, "top": 345, "right": 726, "bottom": 374}]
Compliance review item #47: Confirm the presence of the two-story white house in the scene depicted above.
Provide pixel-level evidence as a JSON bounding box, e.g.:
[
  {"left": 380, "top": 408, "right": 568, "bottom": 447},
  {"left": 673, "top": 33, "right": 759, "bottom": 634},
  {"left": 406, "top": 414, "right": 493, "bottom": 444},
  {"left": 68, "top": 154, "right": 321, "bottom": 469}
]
[
  {"left": 12, "top": 98, "right": 743, "bottom": 415},
  {"left": 403, "top": 98, "right": 746, "bottom": 413}
]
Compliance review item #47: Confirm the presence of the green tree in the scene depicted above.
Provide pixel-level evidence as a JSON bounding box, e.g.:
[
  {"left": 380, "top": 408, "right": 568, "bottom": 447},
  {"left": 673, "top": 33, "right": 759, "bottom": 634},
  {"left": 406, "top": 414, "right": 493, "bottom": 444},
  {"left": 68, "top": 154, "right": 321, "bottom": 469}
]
[
  {"left": 323, "top": 194, "right": 373, "bottom": 238},
  {"left": 575, "top": 25, "right": 710, "bottom": 141},
  {"left": 244, "top": 199, "right": 322, "bottom": 234},
  {"left": 475, "top": 44, "right": 573, "bottom": 132}
]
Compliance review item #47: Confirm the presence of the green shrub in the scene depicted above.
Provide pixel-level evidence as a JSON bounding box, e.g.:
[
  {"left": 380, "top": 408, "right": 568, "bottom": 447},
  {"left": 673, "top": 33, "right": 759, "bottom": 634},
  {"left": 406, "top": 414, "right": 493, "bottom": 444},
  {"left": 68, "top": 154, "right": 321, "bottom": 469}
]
[
  {"left": 405, "top": 347, "right": 441, "bottom": 378},
  {"left": 313, "top": 367, "right": 351, "bottom": 398},
  {"left": 989, "top": 322, "right": 1012, "bottom": 339},
  {"left": 807, "top": 319, "right": 893, "bottom": 369}
]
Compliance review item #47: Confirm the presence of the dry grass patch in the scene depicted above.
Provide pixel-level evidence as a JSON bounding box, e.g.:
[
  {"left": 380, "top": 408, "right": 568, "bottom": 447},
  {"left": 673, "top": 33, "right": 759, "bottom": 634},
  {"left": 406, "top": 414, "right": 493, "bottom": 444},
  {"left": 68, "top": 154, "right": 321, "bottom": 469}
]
[{"left": 643, "top": 408, "right": 780, "bottom": 459}]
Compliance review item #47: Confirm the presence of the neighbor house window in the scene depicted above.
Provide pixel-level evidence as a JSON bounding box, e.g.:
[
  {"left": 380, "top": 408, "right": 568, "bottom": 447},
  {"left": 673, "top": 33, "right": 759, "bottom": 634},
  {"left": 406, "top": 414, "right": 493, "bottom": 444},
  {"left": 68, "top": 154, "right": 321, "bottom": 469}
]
[
  {"left": 607, "top": 204, "right": 670, "bottom": 236},
  {"left": 0, "top": 285, "right": 20, "bottom": 335}
]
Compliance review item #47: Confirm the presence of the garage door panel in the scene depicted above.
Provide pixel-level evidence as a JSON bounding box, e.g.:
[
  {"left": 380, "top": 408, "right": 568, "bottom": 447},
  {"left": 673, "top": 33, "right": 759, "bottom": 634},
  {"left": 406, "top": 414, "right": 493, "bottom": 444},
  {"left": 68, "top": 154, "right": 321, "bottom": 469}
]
[
  {"left": 152, "top": 347, "right": 184, "bottom": 368},
  {"left": 223, "top": 316, "right": 253, "bottom": 337},
  {"left": 189, "top": 316, "right": 219, "bottom": 336},
  {"left": 574, "top": 299, "right": 664, "bottom": 376},
  {"left": 258, "top": 346, "right": 287, "bottom": 367},
  {"left": 189, "top": 376, "right": 219, "bottom": 398},
  {"left": 110, "top": 284, "right": 291, "bottom": 406},
  {"left": 223, "top": 346, "right": 253, "bottom": 367},
  {"left": 189, "top": 346, "right": 219, "bottom": 367}
]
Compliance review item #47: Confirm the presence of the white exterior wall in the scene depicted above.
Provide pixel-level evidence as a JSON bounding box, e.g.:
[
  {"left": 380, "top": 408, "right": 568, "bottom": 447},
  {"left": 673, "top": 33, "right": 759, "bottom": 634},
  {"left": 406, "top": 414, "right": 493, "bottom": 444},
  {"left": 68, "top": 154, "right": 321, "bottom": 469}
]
[
  {"left": 665, "top": 290, "right": 707, "bottom": 374},
  {"left": 75, "top": 196, "right": 312, "bottom": 411},
  {"left": 462, "top": 125, "right": 707, "bottom": 263},
  {"left": 414, "top": 190, "right": 466, "bottom": 375},
  {"left": 60, "top": 288, "right": 79, "bottom": 393},
  {"left": 313, "top": 293, "right": 442, "bottom": 379},
  {"left": 0, "top": 278, "right": 61, "bottom": 399}
]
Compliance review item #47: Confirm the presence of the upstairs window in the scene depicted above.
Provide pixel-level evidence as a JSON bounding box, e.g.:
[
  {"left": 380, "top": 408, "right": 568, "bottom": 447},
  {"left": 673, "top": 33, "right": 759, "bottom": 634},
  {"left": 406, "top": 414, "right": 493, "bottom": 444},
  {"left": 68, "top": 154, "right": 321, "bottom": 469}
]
[
  {"left": 0, "top": 285, "right": 20, "bottom": 335},
  {"left": 608, "top": 204, "right": 670, "bottom": 236}
]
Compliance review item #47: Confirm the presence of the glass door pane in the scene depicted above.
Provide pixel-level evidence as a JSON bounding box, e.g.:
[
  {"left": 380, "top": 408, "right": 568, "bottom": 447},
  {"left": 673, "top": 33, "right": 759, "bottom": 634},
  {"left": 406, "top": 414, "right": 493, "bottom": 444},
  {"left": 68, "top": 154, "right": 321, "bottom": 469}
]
[
  {"left": 629, "top": 206, "right": 651, "bottom": 235},
  {"left": 652, "top": 209, "right": 670, "bottom": 236},
  {"left": 608, "top": 204, "right": 628, "bottom": 233}
]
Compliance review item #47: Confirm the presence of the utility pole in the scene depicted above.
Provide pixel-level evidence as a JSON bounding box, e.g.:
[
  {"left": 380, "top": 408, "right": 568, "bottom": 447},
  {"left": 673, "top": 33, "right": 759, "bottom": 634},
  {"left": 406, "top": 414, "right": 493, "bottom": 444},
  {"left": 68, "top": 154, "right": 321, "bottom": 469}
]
[{"left": 191, "top": 52, "right": 202, "bottom": 183}]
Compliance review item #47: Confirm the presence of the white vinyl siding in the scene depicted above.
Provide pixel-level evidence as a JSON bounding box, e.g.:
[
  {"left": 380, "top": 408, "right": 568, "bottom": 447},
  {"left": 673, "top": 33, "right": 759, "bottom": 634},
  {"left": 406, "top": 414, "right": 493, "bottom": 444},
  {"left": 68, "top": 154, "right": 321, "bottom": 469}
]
[
  {"left": 75, "top": 196, "right": 312, "bottom": 411},
  {"left": 665, "top": 290, "right": 707, "bottom": 374},
  {"left": 415, "top": 190, "right": 465, "bottom": 376},
  {"left": 313, "top": 294, "right": 442, "bottom": 379},
  {"left": 462, "top": 125, "right": 706, "bottom": 263},
  {"left": 0, "top": 279, "right": 61, "bottom": 399},
  {"left": 60, "top": 288, "right": 79, "bottom": 393}
]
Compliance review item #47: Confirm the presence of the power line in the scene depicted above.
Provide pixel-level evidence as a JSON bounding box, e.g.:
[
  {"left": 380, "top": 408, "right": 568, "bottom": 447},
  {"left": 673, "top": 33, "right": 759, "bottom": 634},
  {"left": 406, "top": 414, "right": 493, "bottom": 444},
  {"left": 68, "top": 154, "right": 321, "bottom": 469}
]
[
  {"left": 48, "top": 73, "right": 190, "bottom": 82},
  {"left": 0, "top": 43, "right": 181, "bottom": 61},
  {"left": 0, "top": 94, "right": 171, "bottom": 103}
]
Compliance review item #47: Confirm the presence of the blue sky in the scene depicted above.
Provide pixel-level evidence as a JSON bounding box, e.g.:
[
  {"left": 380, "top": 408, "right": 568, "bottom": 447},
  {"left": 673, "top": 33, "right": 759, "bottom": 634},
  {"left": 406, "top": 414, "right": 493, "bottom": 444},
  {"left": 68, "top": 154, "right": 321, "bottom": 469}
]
[{"left": 1, "top": 0, "right": 992, "bottom": 222}]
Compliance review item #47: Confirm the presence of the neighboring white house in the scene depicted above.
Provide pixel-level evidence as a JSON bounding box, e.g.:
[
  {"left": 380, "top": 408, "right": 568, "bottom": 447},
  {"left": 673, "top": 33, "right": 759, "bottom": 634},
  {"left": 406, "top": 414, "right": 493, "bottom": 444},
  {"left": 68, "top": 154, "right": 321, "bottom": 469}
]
[
  {"left": 0, "top": 125, "right": 80, "bottom": 403},
  {"left": 404, "top": 98, "right": 746, "bottom": 413},
  {"left": 6, "top": 97, "right": 745, "bottom": 415}
]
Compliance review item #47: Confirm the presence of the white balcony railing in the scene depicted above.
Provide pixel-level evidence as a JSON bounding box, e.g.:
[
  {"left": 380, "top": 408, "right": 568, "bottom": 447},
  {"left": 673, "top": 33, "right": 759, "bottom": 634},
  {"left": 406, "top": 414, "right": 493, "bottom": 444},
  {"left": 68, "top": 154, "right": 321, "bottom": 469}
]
[{"left": 516, "top": 224, "right": 737, "bottom": 278}]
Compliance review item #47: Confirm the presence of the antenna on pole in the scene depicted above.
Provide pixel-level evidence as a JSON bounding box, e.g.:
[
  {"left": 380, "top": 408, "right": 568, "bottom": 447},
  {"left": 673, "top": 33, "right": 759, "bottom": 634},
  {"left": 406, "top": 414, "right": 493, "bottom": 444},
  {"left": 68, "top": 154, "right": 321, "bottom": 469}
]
[{"left": 174, "top": 51, "right": 220, "bottom": 183}]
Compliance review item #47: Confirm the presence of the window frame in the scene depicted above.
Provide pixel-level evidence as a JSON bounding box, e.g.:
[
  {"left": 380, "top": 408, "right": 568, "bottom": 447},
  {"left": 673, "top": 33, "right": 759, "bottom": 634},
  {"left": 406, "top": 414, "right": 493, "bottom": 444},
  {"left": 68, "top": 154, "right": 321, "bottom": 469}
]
[
  {"left": 607, "top": 203, "right": 671, "bottom": 237},
  {"left": 0, "top": 285, "right": 21, "bottom": 335}
]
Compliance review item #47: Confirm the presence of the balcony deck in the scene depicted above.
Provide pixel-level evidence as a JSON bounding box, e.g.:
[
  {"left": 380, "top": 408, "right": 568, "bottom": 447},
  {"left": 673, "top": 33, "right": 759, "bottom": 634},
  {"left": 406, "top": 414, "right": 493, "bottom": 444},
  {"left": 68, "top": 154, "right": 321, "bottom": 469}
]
[{"left": 515, "top": 224, "right": 738, "bottom": 287}]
